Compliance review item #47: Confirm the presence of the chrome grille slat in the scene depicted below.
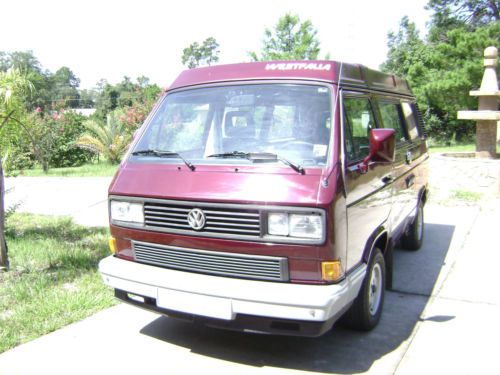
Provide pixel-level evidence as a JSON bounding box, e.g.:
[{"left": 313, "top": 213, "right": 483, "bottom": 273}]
[
  {"left": 204, "top": 222, "right": 259, "bottom": 229},
  {"left": 145, "top": 215, "right": 187, "bottom": 223},
  {"left": 202, "top": 210, "right": 260, "bottom": 217},
  {"left": 134, "top": 247, "right": 281, "bottom": 269},
  {"left": 133, "top": 241, "right": 288, "bottom": 281},
  {"left": 135, "top": 255, "right": 281, "bottom": 278},
  {"left": 204, "top": 226, "right": 260, "bottom": 234},
  {"left": 135, "top": 246, "right": 279, "bottom": 268},
  {"left": 143, "top": 202, "right": 262, "bottom": 238},
  {"left": 145, "top": 206, "right": 191, "bottom": 213},
  {"left": 145, "top": 221, "right": 190, "bottom": 228},
  {"left": 205, "top": 216, "right": 259, "bottom": 223},
  {"left": 135, "top": 255, "right": 280, "bottom": 276},
  {"left": 144, "top": 211, "right": 186, "bottom": 218}
]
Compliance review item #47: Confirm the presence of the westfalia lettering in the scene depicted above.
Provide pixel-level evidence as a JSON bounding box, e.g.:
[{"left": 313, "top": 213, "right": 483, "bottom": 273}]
[{"left": 265, "top": 63, "right": 332, "bottom": 71}]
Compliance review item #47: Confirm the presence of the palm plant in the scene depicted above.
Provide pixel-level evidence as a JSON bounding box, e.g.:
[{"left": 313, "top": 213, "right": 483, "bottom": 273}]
[{"left": 76, "top": 114, "right": 131, "bottom": 164}]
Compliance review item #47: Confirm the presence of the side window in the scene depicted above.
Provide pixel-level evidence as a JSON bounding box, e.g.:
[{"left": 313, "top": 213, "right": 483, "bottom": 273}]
[
  {"left": 378, "top": 101, "right": 406, "bottom": 143},
  {"left": 343, "top": 97, "right": 376, "bottom": 161},
  {"left": 401, "top": 102, "right": 420, "bottom": 140}
]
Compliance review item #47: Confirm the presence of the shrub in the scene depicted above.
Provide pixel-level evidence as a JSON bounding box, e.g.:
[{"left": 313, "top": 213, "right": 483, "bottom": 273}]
[
  {"left": 76, "top": 114, "right": 131, "bottom": 164},
  {"left": 48, "top": 111, "right": 93, "bottom": 168},
  {"left": 114, "top": 96, "right": 158, "bottom": 136}
]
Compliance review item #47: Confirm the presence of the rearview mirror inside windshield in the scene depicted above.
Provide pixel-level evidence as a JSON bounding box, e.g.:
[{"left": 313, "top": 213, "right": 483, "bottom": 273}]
[{"left": 227, "top": 94, "right": 255, "bottom": 107}]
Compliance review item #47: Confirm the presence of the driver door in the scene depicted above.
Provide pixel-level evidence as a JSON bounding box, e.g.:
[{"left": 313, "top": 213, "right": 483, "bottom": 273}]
[{"left": 343, "top": 93, "right": 393, "bottom": 271}]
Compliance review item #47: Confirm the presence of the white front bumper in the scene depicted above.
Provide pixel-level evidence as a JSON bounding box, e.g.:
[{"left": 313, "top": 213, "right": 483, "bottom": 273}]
[{"left": 99, "top": 256, "right": 366, "bottom": 322}]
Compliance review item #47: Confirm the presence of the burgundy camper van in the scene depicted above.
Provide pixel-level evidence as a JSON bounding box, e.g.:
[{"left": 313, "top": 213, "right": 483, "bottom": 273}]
[{"left": 99, "top": 61, "right": 429, "bottom": 336}]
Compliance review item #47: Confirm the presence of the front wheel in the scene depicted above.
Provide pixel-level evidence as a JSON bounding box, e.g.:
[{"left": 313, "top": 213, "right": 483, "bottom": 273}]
[{"left": 341, "top": 248, "right": 386, "bottom": 331}]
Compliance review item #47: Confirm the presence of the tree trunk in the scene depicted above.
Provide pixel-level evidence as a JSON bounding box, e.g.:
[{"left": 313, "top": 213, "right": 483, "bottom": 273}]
[
  {"left": 0, "top": 112, "right": 12, "bottom": 271},
  {"left": 0, "top": 154, "right": 8, "bottom": 271}
]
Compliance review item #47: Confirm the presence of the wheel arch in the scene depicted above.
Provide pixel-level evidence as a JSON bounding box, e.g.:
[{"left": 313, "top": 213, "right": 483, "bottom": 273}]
[{"left": 362, "top": 225, "right": 394, "bottom": 290}]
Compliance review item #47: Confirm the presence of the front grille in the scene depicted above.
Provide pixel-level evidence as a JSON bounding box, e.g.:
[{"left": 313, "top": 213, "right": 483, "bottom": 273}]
[
  {"left": 110, "top": 196, "right": 326, "bottom": 245},
  {"left": 133, "top": 241, "right": 289, "bottom": 282},
  {"left": 144, "top": 202, "right": 261, "bottom": 238}
]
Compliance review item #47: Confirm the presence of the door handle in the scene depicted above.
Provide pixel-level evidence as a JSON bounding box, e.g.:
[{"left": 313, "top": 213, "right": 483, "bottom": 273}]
[{"left": 406, "top": 174, "right": 415, "bottom": 188}]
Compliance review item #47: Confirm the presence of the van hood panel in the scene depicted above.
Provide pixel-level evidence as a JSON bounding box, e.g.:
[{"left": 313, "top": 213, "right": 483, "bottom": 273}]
[{"left": 110, "top": 163, "right": 326, "bottom": 206}]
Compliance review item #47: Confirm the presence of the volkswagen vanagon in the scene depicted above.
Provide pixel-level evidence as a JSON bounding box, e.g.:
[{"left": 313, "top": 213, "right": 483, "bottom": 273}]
[{"left": 99, "top": 61, "right": 429, "bottom": 336}]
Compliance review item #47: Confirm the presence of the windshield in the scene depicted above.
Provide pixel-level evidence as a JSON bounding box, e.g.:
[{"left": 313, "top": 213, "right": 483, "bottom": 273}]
[{"left": 132, "top": 83, "right": 332, "bottom": 167}]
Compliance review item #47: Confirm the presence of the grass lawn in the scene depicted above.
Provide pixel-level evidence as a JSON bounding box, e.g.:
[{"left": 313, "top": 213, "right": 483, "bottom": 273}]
[
  {"left": 11, "top": 160, "right": 118, "bottom": 177},
  {"left": 0, "top": 214, "right": 116, "bottom": 353}
]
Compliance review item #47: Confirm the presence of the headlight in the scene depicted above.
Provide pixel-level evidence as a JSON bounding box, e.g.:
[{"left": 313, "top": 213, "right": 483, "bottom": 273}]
[
  {"left": 289, "top": 214, "right": 322, "bottom": 239},
  {"left": 268, "top": 212, "right": 323, "bottom": 240},
  {"left": 268, "top": 213, "right": 289, "bottom": 236},
  {"left": 110, "top": 201, "right": 144, "bottom": 224}
]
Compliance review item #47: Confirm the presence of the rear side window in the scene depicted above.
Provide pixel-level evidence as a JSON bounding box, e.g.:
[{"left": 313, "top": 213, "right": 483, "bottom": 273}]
[
  {"left": 378, "top": 102, "right": 406, "bottom": 143},
  {"left": 401, "top": 102, "right": 420, "bottom": 140},
  {"left": 343, "top": 97, "right": 376, "bottom": 161}
]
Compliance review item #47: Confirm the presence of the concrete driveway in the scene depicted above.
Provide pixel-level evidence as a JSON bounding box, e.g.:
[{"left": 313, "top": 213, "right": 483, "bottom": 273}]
[
  {"left": 4, "top": 176, "right": 112, "bottom": 227},
  {"left": 1, "top": 199, "right": 499, "bottom": 375}
]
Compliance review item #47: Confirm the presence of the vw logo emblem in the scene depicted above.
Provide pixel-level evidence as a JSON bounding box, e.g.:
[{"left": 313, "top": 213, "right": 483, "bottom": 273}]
[{"left": 187, "top": 208, "right": 206, "bottom": 230}]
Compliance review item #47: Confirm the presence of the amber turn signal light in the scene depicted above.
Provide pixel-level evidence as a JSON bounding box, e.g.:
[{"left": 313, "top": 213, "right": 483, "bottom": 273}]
[
  {"left": 108, "top": 237, "right": 117, "bottom": 254},
  {"left": 321, "top": 261, "right": 343, "bottom": 282}
]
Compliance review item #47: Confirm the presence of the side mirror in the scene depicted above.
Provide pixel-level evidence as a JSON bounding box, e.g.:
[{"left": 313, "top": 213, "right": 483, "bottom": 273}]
[{"left": 359, "top": 129, "right": 396, "bottom": 173}]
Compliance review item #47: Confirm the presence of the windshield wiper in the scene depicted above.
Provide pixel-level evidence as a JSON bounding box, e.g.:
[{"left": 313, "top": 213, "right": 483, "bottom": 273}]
[
  {"left": 277, "top": 155, "right": 305, "bottom": 175},
  {"left": 207, "top": 151, "right": 273, "bottom": 159},
  {"left": 132, "top": 149, "right": 195, "bottom": 171},
  {"left": 207, "top": 151, "right": 304, "bottom": 175}
]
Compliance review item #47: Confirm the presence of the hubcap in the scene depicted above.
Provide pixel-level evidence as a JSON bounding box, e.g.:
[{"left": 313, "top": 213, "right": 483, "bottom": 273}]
[{"left": 369, "top": 263, "right": 383, "bottom": 316}]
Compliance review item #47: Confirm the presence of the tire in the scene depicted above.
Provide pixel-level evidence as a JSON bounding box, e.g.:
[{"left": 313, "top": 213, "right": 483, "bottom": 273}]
[
  {"left": 341, "top": 248, "right": 386, "bottom": 331},
  {"left": 401, "top": 202, "right": 424, "bottom": 251}
]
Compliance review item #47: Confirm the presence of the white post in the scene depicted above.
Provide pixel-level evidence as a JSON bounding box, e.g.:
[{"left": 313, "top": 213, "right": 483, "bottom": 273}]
[{"left": 457, "top": 46, "right": 500, "bottom": 158}]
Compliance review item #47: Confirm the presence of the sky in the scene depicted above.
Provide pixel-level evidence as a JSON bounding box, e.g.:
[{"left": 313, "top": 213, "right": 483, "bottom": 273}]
[{"left": 1, "top": 0, "right": 431, "bottom": 90}]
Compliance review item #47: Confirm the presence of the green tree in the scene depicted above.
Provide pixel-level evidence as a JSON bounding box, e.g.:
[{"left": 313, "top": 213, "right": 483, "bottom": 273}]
[
  {"left": 382, "top": 17, "right": 428, "bottom": 80},
  {"left": 0, "top": 51, "right": 52, "bottom": 110},
  {"left": 382, "top": 1, "right": 500, "bottom": 142},
  {"left": 249, "top": 13, "right": 321, "bottom": 61},
  {"left": 50, "top": 67, "right": 81, "bottom": 108},
  {"left": 94, "top": 76, "right": 161, "bottom": 119},
  {"left": 95, "top": 82, "right": 120, "bottom": 117},
  {"left": 181, "top": 37, "right": 220, "bottom": 69},
  {"left": 0, "top": 68, "right": 33, "bottom": 270},
  {"left": 427, "top": 0, "right": 499, "bottom": 41},
  {"left": 79, "top": 88, "right": 97, "bottom": 108},
  {"left": 426, "top": 0, "right": 500, "bottom": 42},
  {"left": 137, "top": 75, "right": 150, "bottom": 88},
  {"left": 0, "top": 51, "right": 87, "bottom": 111}
]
